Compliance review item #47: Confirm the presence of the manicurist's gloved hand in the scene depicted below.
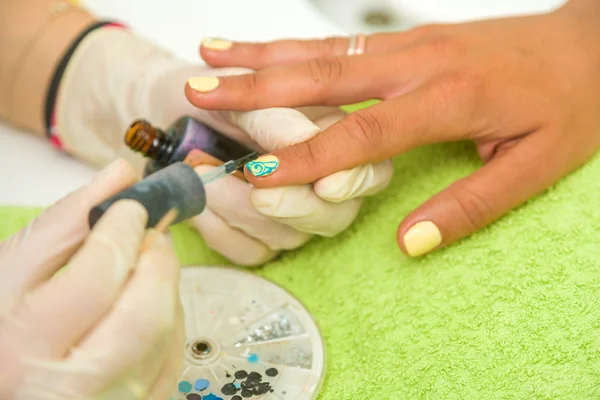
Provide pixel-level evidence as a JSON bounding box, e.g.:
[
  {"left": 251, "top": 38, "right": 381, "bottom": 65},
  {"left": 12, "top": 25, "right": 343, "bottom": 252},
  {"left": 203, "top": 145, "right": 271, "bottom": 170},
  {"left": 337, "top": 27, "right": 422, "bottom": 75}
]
[
  {"left": 186, "top": 1, "right": 600, "bottom": 257},
  {"left": 52, "top": 25, "right": 393, "bottom": 265},
  {"left": 0, "top": 159, "right": 183, "bottom": 400}
]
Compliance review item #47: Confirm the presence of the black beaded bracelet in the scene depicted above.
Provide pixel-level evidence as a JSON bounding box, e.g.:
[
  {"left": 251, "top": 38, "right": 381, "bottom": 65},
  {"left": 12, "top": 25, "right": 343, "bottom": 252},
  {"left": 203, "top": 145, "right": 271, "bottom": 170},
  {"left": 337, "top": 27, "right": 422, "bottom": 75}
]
[{"left": 44, "top": 21, "right": 125, "bottom": 149}]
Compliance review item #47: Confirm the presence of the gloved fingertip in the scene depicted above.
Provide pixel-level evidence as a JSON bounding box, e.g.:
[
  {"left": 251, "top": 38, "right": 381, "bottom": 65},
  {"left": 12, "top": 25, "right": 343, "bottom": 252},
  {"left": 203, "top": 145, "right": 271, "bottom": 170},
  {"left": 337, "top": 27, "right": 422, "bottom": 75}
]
[
  {"left": 95, "top": 199, "right": 148, "bottom": 230},
  {"left": 93, "top": 158, "right": 137, "bottom": 187},
  {"left": 141, "top": 229, "right": 172, "bottom": 251}
]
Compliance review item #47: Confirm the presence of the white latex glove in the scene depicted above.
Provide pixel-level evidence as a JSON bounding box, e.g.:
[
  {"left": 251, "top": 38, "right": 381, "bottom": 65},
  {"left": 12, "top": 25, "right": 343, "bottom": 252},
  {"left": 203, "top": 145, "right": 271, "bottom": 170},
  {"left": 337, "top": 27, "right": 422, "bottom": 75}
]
[
  {"left": 55, "top": 27, "right": 394, "bottom": 265},
  {"left": 0, "top": 160, "right": 184, "bottom": 400}
]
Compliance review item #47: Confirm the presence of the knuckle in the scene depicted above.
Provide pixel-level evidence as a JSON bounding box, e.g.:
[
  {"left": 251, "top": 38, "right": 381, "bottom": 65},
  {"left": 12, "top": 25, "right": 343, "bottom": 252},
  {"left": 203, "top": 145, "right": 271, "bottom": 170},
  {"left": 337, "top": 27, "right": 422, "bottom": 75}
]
[
  {"left": 409, "top": 23, "right": 445, "bottom": 38},
  {"left": 243, "top": 72, "right": 260, "bottom": 92},
  {"left": 313, "top": 37, "right": 342, "bottom": 56},
  {"left": 287, "top": 139, "right": 327, "bottom": 172},
  {"left": 253, "top": 42, "right": 272, "bottom": 60},
  {"left": 307, "top": 56, "right": 344, "bottom": 85},
  {"left": 431, "top": 70, "right": 483, "bottom": 111},
  {"left": 242, "top": 72, "right": 263, "bottom": 109},
  {"left": 447, "top": 182, "right": 494, "bottom": 231},
  {"left": 342, "top": 110, "right": 385, "bottom": 151},
  {"left": 420, "top": 34, "right": 462, "bottom": 57}
]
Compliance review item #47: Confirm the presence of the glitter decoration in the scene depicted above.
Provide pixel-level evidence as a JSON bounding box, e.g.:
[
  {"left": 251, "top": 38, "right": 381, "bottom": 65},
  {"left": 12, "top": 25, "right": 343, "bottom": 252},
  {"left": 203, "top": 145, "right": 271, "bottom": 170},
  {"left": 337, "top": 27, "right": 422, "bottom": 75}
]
[
  {"left": 174, "top": 267, "right": 325, "bottom": 399},
  {"left": 234, "top": 314, "right": 301, "bottom": 347},
  {"left": 235, "top": 370, "right": 248, "bottom": 379}
]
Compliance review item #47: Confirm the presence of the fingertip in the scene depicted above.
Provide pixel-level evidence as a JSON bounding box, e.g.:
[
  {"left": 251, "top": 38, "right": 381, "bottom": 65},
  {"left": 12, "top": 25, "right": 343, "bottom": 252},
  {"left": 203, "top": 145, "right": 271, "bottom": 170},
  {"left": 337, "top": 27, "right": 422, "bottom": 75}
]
[
  {"left": 201, "top": 37, "right": 233, "bottom": 51},
  {"left": 102, "top": 199, "right": 149, "bottom": 228},
  {"left": 184, "top": 83, "right": 209, "bottom": 108},
  {"left": 397, "top": 219, "right": 443, "bottom": 257},
  {"left": 244, "top": 154, "right": 281, "bottom": 185},
  {"left": 199, "top": 40, "right": 234, "bottom": 67},
  {"left": 243, "top": 168, "right": 275, "bottom": 188}
]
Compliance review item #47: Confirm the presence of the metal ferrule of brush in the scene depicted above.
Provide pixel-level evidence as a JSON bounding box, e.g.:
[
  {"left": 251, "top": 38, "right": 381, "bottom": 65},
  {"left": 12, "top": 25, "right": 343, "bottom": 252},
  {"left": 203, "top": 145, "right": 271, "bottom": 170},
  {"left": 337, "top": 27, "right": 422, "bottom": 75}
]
[{"left": 88, "top": 162, "right": 206, "bottom": 229}]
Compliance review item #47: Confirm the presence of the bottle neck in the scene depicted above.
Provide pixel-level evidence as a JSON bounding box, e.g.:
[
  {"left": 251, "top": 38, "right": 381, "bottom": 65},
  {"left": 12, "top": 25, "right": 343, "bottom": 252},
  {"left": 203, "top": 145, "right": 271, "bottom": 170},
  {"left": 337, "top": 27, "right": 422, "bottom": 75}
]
[{"left": 124, "top": 119, "right": 177, "bottom": 165}]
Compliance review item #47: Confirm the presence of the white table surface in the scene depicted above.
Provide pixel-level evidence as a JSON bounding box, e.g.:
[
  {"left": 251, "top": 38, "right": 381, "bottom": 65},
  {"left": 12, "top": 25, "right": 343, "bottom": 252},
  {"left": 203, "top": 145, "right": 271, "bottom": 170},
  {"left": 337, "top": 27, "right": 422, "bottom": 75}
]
[{"left": 0, "top": 0, "right": 563, "bottom": 206}]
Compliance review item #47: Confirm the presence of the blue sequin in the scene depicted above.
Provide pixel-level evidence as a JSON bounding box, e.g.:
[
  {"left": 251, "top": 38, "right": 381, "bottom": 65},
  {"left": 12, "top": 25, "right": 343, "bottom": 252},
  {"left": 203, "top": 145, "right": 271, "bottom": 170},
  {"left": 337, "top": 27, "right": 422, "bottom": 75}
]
[
  {"left": 203, "top": 393, "right": 223, "bottom": 400},
  {"left": 248, "top": 353, "right": 259, "bottom": 363},
  {"left": 194, "top": 378, "right": 210, "bottom": 391},
  {"left": 178, "top": 380, "right": 193, "bottom": 393}
]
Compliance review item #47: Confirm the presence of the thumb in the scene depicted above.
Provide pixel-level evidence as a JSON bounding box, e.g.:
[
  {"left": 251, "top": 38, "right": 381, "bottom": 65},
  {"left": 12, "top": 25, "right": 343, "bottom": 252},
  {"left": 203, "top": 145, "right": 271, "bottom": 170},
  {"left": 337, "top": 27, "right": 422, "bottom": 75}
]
[{"left": 397, "top": 132, "right": 572, "bottom": 256}]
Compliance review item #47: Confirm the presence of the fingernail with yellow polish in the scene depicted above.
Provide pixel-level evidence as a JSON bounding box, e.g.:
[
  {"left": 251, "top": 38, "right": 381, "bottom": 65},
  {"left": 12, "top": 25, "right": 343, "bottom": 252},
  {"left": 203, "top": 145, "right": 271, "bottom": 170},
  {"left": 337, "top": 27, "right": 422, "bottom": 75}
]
[
  {"left": 403, "top": 221, "right": 442, "bottom": 257},
  {"left": 246, "top": 155, "right": 279, "bottom": 177},
  {"left": 202, "top": 37, "right": 233, "bottom": 50},
  {"left": 187, "top": 77, "right": 220, "bottom": 93}
]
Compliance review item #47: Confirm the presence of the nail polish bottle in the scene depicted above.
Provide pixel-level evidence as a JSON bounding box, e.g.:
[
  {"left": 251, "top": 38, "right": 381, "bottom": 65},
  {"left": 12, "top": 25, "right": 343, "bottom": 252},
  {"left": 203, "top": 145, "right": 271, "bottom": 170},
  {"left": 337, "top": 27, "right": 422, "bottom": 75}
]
[{"left": 124, "top": 116, "right": 255, "bottom": 176}]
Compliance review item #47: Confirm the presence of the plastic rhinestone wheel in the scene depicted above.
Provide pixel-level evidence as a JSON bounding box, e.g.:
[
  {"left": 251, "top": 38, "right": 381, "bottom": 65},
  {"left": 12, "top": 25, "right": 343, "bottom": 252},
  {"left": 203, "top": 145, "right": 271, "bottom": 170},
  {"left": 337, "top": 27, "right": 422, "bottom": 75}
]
[{"left": 171, "top": 266, "right": 326, "bottom": 400}]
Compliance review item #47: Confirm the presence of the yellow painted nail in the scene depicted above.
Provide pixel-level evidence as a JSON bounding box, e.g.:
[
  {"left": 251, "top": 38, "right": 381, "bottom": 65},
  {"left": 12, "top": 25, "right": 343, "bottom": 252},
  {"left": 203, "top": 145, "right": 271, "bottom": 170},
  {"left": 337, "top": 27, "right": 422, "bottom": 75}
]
[
  {"left": 187, "top": 77, "right": 220, "bottom": 93},
  {"left": 202, "top": 37, "right": 233, "bottom": 50},
  {"left": 403, "top": 221, "right": 442, "bottom": 257},
  {"left": 246, "top": 155, "right": 279, "bottom": 177}
]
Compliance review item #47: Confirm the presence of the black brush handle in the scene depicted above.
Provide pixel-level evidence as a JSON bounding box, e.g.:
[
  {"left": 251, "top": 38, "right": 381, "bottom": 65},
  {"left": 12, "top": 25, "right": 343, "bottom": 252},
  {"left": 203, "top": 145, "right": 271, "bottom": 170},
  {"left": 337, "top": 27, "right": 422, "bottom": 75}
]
[{"left": 88, "top": 162, "right": 206, "bottom": 229}]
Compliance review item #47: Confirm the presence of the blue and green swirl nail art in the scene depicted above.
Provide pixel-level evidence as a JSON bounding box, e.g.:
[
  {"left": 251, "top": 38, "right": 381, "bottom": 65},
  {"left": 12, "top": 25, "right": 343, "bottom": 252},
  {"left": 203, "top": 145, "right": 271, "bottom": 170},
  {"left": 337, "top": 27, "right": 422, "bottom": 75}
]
[{"left": 246, "top": 155, "right": 279, "bottom": 177}]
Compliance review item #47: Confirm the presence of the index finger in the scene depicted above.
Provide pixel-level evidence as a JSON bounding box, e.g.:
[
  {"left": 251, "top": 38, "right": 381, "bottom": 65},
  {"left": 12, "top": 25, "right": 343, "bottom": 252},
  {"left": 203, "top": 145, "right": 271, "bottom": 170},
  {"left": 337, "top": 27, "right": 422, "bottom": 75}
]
[
  {"left": 243, "top": 83, "right": 474, "bottom": 187},
  {"left": 185, "top": 52, "right": 412, "bottom": 111}
]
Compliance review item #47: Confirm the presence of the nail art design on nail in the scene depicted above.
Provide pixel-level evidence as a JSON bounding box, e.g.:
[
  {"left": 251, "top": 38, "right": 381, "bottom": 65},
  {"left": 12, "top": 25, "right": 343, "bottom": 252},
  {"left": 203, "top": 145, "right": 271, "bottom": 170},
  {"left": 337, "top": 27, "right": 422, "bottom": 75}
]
[{"left": 246, "top": 155, "right": 279, "bottom": 177}]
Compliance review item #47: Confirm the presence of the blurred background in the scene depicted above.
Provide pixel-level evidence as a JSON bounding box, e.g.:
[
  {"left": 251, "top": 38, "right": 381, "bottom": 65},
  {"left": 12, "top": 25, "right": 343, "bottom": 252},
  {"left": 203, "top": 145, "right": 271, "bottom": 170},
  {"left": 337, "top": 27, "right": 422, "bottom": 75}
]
[{"left": 0, "top": 0, "right": 566, "bottom": 205}]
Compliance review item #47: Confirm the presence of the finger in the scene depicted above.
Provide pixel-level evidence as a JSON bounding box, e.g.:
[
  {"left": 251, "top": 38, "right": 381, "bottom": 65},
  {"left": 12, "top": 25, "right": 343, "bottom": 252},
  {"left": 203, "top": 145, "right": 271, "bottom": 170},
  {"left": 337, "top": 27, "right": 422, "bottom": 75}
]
[
  {"left": 0, "top": 159, "right": 137, "bottom": 315},
  {"left": 185, "top": 52, "right": 415, "bottom": 111},
  {"left": 200, "top": 29, "right": 443, "bottom": 69},
  {"left": 314, "top": 160, "right": 395, "bottom": 202},
  {"left": 310, "top": 111, "right": 395, "bottom": 202},
  {"left": 21, "top": 233, "right": 180, "bottom": 399},
  {"left": 397, "top": 131, "right": 571, "bottom": 257},
  {"left": 194, "top": 165, "right": 312, "bottom": 250},
  {"left": 146, "top": 302, "right": 184, "bottom": 400},
  {"left": 189, "top": 208, "right": 279, "bottom": 266},
  {"left": 5, "top": 200, "right": 148, "bottom": 362},
  {"left": 250, "top": 185, "right": 362, "bottom": 237},
  {"left": 225, "top": 108, "right": 321, "bottom": 151},
  {"left": 243, "top": 83, "right": 473, "bottom": 187}
]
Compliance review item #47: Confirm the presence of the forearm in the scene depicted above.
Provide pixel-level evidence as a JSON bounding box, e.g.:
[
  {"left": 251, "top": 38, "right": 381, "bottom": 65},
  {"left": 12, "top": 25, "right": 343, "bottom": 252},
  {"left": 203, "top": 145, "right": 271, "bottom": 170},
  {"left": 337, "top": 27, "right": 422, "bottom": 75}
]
[{"left": 0, "top": 0, "right": 94, "bottom": 134}]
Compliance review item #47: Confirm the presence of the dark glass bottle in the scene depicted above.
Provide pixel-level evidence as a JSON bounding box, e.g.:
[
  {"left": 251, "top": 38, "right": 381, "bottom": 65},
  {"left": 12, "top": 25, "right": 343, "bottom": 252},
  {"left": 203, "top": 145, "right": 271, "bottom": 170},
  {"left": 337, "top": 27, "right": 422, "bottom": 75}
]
[{"left": 124, "top": 116, "right": 255, "bottom": 176}]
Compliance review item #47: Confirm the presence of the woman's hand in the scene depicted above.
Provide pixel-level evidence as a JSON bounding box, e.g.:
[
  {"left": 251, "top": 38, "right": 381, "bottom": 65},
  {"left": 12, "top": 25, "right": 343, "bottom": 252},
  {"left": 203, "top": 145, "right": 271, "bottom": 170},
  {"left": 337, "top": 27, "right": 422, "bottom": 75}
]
[
  {"left": 186, "top": 0, "right": 600, "bottom": 256},
  {"left": 53, "top": 27, "right": 393, "bottom": 266},
  {"left": 0, "top": 160, "right": 183, "bottom": 399}
]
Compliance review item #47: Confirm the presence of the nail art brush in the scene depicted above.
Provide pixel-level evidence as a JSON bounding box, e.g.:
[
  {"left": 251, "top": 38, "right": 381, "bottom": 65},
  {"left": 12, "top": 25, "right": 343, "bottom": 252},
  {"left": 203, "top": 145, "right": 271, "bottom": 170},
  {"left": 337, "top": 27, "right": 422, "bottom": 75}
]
[{"left": 88, "top": 152, "right": 259, "bottom": 229}]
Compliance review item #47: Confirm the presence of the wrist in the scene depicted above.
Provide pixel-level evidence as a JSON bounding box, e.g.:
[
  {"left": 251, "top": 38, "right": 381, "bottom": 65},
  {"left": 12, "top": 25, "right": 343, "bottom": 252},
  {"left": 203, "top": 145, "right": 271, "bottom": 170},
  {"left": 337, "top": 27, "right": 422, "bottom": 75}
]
[
  {"left": 53, "top": 27, "right": 186, "bottom": 169},
  {"left": 4, "top": 6, "right": 94, "bottom": 134}
]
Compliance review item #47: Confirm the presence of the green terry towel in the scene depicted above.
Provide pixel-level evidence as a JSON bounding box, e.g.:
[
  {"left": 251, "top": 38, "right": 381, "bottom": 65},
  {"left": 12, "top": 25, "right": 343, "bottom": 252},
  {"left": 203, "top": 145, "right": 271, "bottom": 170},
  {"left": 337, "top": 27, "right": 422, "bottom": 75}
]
[{"left": 2, "top": 118, "right": 600, "bottom": 398}]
